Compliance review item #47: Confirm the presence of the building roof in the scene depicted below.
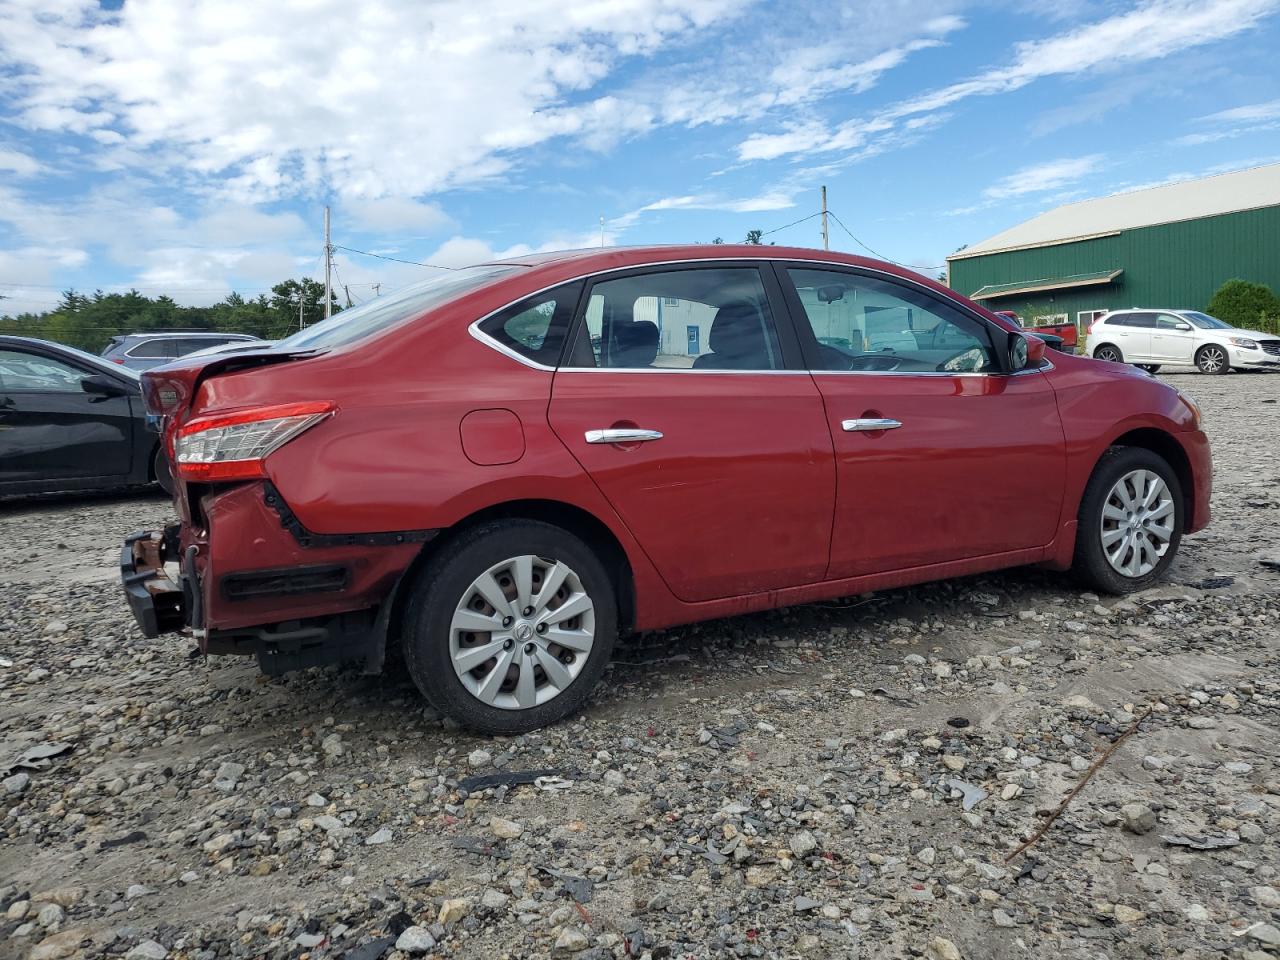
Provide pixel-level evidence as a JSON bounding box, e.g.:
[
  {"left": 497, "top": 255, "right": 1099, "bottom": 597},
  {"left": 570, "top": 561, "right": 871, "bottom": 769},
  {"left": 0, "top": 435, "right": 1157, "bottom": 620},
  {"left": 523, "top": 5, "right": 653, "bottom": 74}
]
[
  {"left": 969, "top": 269, "right": 1123, "bottom": 301},
  {"left": 950, "top": 162, "right": 1280, "bottom": 261}
]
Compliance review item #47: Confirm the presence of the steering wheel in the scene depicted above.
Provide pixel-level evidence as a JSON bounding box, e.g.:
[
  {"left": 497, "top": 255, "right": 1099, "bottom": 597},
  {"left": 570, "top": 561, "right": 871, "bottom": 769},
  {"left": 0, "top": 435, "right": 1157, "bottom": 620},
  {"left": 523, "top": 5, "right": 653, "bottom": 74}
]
[
  {"left": 845, "top": 352, "right": 901, "bottom": 372},
  {"left": 936, "top": 346, "right": 986, "bottom": 373}
]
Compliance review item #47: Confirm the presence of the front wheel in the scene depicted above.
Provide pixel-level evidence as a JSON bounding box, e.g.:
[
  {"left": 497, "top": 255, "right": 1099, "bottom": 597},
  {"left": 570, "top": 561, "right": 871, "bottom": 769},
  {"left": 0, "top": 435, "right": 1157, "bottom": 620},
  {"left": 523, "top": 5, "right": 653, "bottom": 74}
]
[
  {"left": 402, "top": 520, "right": 617, "bottom": 734},
  {"left": 1196, "top": 344, "right": 1230, "bottom": 375},
  {"left": 1093, "top": 344, "right": 1124, "bottom": 363},
  {"left": 1072, "top": 447, "right": 1183, "bottom": 594}
]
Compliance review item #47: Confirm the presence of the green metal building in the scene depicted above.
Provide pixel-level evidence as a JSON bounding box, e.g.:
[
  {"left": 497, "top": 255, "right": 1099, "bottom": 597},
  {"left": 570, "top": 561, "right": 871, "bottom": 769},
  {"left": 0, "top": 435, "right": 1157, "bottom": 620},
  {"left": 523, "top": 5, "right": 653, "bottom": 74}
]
[{"left": 947, "top": 163, "right": 1280, "bottom": 332}]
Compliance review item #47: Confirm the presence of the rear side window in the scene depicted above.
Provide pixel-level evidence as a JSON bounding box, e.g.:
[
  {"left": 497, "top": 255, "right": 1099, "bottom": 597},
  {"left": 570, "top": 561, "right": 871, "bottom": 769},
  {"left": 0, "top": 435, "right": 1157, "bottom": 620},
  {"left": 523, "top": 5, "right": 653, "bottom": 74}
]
[
  {"left": 565, "top": 267, "right": 781, "bottom": 370},
  {"left": 278, "top": 265, "right": 520, "bottom": 350},
  {"left": 127, "top": 338, "right": 177, "bottom": 358},
  {"left": 1123, "top": 312, "right": 1157, "bottom": 328},
  {"left": 476, "top": 281, "right": 583, "bottom": 366}
]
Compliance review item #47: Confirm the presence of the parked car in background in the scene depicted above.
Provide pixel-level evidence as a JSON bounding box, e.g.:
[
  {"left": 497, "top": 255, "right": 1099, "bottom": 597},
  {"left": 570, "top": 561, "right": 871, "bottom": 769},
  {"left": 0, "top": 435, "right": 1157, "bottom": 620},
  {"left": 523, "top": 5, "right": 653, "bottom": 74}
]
[
  {"left": 121, "top": 245, "right": 1211, "bottom": 734},
  {"left": 0, "top": 335, "right": 171, "bottom": 496},
  {"left": 993, "top": 310, "right": 1076, "bottom": 353},
  {"left": 1088, "top": 309, "right": 1280, "bottom": 374},
  {"left": 182, "top": 339, "right": 278, "bottom": 360},
  {"left": 102, "top": 332, "right": 262, "bottom": 371}
]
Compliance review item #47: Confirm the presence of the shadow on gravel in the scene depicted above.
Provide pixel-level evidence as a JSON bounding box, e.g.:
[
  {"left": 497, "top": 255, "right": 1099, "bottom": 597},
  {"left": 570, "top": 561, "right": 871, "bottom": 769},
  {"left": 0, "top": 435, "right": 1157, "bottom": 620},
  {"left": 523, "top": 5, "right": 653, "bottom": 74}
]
[{"left": 0, "top": 485, "right": 169, "bottom": 514}]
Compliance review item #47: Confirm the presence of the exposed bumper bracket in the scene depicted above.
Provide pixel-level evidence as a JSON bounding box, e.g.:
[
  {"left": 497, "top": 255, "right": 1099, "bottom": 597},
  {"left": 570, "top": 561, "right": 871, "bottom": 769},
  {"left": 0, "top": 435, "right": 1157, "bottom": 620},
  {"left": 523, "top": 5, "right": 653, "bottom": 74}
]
[{"left": 120, "top": 527, "right": 186, "bottom": 638}]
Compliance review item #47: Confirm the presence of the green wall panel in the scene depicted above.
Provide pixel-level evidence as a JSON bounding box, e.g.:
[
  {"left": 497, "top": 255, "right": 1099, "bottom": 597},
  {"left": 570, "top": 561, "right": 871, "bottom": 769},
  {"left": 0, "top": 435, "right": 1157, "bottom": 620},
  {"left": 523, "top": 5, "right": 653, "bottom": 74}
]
[{"left": 948, "top": 206, "right": 1280, "bottom": 326}]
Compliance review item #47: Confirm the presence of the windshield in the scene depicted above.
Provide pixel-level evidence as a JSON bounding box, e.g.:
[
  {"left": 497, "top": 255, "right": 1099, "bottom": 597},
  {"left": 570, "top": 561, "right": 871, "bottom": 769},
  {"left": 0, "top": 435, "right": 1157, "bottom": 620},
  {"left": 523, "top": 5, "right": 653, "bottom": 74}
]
[
  {"left": 276, "top": 265, "right": 520, "bottom": 350},
  {"left": 1180, "top": 311, "right": 1232, "bottom": 330}
]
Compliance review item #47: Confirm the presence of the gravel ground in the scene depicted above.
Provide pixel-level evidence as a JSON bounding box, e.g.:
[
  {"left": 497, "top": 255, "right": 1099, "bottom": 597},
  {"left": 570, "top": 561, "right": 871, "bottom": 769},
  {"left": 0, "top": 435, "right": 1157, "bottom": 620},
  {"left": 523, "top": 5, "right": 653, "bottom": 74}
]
[{"left": 2, "top": 369, "right": 1278, "bottom": 960}]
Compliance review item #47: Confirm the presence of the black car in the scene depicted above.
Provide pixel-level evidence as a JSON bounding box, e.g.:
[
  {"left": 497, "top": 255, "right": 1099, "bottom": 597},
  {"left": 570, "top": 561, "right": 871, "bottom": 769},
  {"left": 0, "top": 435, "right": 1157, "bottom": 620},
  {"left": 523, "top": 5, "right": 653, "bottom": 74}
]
[{"left": 0, "top": 335, "right": 171, "bottom": 496}]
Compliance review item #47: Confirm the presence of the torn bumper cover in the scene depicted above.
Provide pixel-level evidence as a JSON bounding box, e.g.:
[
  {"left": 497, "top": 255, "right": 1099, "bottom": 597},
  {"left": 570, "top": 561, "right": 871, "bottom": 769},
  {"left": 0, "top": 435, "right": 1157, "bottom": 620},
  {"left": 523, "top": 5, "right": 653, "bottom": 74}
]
[{"left": 120, "top": 526, "right": 187, "bottom": 638}]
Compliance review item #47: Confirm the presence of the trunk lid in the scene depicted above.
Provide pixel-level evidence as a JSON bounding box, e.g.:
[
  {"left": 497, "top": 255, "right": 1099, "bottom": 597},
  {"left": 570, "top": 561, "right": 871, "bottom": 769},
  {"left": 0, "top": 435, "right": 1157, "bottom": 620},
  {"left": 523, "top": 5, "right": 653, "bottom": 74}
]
[{"left": 140, "top": 347, "right": 321, "bottom": 420}]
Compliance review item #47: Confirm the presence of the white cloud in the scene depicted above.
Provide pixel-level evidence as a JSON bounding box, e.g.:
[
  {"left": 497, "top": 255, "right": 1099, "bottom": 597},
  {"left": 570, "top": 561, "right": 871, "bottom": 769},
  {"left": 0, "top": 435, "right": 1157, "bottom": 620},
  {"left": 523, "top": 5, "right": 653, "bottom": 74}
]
[
  {"left": 737, "top": 0, "right": 1279, "bottom": 161},
  {"left": 982, "top": 155, "right": 1103, "bottom": 200},
  {"left": 0, "top": 0, "right": 745, "bottom": 200},
  {"left": 1200, "top": 98, "right": 1280, "bottom": 123},
  {"left": 0, "top": 148, "right": 40, "bottom": 177},
  {"left": 1176, "top": 97, "right": 1280, "bottom": 144},
  {"left": 342, "top": 197, "right": 454, "bottom": 235}
]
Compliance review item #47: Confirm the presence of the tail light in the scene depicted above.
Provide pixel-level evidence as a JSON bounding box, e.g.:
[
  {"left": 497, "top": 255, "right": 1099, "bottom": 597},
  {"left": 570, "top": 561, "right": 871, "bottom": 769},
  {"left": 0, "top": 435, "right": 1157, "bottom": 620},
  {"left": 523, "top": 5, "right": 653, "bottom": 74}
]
[{"left": 173, "top": 401, "right": 335, "bottom": 482}]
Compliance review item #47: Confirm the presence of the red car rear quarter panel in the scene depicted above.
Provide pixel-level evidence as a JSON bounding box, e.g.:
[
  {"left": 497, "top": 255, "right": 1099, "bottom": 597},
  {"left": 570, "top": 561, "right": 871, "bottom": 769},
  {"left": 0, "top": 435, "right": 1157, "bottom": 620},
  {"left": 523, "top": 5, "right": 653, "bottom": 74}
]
[{"left": 1044, "top": 355, "right": 1210, "bottom": 549}]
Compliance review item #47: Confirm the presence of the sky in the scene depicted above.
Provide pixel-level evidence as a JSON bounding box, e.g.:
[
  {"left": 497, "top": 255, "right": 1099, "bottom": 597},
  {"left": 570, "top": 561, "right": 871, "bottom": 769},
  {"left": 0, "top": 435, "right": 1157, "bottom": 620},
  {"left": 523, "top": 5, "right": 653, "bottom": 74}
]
[{"left": 2, "top": 0, "right": 1280, "bottom": 316}]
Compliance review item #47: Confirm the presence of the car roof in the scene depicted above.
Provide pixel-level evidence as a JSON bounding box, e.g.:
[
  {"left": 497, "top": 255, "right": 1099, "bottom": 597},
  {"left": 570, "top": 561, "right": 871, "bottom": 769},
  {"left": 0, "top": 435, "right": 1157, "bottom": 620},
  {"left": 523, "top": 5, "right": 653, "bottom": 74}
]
[
  {"left": 122, "top": 331, "right": 258, "bottom": 340},
  {"left": 0, "top": 334, "right": 141, "bottom": 379}
]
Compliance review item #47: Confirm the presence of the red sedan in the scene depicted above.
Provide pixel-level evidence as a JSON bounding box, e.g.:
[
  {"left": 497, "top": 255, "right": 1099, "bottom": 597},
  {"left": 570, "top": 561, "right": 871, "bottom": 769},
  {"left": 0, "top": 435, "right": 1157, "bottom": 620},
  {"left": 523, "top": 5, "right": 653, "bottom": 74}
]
[{"left": 122, "top": 246, "right": 1211, "bottom": 733}]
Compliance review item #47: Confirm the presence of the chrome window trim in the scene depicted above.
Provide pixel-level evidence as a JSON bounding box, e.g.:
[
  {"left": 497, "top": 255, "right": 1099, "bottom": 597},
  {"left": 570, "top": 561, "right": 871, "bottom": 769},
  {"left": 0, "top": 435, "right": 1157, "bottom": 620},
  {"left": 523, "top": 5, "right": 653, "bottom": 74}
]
[{"left": 466, "top": 255, "right": 1044, "bottom": 377}]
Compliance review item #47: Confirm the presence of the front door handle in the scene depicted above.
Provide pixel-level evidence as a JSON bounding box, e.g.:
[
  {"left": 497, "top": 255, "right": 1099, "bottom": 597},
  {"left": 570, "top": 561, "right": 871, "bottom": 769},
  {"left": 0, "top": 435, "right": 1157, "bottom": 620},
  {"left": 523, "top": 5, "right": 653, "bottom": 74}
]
[
  {"left": 585, "top": 428, "right": 664, "bottom": 444},
  {"left": 842, "top": 418, "right": 902, "bottom": 432}
]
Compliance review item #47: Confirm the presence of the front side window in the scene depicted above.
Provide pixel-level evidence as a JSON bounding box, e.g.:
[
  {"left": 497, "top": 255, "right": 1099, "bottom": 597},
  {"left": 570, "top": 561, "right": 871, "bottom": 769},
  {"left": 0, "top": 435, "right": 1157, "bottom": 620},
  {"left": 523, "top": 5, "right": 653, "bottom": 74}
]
[
  {"left": 567, "top": 267, "right": 781, "bottom": 370},
  {"left": 1182, "top": 311, "right": 1230, "bottom": 329},
  {"left": 1156, "top": 314, "right": 1188, "bottom": 330},
  {"left": 0, "top": 349, "right": 86, "bottom": 392},
  {"left": 786, "top": 268, "right": 998, "bottom": 373},
  {"left": 476, "top": 281, "right": 582, "bottom": 366}
]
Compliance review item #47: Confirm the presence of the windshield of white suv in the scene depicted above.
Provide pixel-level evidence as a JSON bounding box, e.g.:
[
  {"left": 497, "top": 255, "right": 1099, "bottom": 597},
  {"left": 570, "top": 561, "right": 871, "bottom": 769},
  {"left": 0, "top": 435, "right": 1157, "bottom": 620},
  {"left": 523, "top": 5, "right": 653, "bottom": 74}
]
[
  {"left": 1180, "top": 311, "right": 1232, "bottom": 330},
  {"left": 275, "top": 265, "right": 520, "bottom": 350}
]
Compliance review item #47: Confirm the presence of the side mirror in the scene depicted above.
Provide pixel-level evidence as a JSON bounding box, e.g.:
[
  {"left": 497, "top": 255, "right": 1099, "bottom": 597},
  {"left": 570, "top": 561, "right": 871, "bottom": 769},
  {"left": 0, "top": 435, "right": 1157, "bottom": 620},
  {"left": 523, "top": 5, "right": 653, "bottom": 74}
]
[
  {"left": 1009, "top": 332, "right": 1046, "bottom": 371},
  {"left": 1175, "top": 322, "right": 1192, "bottom": 331},
  {"left": 81, "top": 374, "right": 129, "bottom": 399}
]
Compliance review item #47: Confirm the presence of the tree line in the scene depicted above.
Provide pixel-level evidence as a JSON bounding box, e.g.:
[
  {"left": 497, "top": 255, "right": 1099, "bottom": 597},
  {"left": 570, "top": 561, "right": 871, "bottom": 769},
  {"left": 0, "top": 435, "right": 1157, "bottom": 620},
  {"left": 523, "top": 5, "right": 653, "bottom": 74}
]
[{"left": 0, "top": 278, "right": 342, "bottom": 354}]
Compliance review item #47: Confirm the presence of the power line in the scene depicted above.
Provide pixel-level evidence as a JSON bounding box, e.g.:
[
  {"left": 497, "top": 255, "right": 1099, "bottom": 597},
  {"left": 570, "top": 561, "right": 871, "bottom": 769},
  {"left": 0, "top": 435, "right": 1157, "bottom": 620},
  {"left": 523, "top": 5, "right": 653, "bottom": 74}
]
[
  {"left": 826, "top": 210, "right": 944, "bottom": 272},
  {"left": 758, "top": 211, "right": 824, "bottom": 238},
  {"left": 334, "top": 245, "right": 458, "bottom": 270}
]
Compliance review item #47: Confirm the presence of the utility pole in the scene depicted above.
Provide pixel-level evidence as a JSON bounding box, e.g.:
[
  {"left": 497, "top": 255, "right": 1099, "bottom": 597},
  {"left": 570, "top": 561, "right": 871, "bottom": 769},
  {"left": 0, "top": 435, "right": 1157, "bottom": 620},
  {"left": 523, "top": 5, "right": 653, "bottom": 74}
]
[
  {"left": 298, "top": 284, "right": 305, "bottom": 331},
  {"left": 599, "top": 215, "right": 605, "bottom": 248},
  {"left": 344, "top": 284, "right": 353, "bottom": 308},
  {"left": 820, "top": 185, "right": 829, "bottom": 251},
  {"left": 323, "top": 205, "right": 333, "bottom": 322},
  {"left": 372, "top": 283, "right": 381, "bottom": 298}
]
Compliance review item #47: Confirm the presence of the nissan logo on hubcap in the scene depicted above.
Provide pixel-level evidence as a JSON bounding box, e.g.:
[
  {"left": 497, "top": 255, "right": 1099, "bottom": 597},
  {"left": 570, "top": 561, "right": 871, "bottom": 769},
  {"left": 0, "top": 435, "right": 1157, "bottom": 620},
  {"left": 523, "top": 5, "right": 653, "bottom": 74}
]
[{"left": 514, "top": 622, "right": 533, "bottom": 641}]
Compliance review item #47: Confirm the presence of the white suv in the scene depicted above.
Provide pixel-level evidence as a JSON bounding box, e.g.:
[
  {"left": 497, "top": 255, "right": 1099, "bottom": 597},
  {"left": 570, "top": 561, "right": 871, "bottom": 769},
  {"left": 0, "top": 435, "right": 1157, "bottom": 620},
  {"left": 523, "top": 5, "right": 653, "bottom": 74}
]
[{"left": 1087, "top": 309, "right": 1280, "bottom": 374}]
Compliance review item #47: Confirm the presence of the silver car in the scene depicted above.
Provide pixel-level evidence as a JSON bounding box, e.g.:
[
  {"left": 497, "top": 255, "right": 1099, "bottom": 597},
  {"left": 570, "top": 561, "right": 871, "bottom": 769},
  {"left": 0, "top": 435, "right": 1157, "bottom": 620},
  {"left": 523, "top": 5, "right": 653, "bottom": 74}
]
[{"left": 101, "top": 332, "right": 262, "bottom": 371}]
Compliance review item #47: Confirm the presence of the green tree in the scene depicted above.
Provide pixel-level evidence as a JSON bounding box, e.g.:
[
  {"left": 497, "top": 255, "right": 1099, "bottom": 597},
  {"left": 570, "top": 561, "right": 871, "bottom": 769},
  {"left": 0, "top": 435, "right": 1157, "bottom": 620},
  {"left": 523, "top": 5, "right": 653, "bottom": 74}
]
[
  {"left": 1206, "top": 278, "right": 1280, "bottom": 329},
  {"left": 744, "top": 229, "right": 764, "bottom": 245}
]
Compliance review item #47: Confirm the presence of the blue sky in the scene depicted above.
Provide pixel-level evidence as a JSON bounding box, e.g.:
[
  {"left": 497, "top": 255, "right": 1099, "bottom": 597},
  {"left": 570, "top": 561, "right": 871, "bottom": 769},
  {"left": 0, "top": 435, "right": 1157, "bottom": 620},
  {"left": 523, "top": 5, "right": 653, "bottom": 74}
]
[{"left": 2, "top": 0, "right": 1280, "bottom": 315}]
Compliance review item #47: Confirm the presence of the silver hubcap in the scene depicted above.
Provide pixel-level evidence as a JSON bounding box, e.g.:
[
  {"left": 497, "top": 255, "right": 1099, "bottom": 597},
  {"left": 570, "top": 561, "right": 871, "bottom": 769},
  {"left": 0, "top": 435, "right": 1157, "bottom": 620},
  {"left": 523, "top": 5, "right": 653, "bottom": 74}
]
[
  {"left": 1200, "top": 348, "right": 1224, "bottom": 372},
  {"left": 450, "top": 555, "right": 595, "bottom": 711},
  {"left": 1100, "top": 469, "right": 1175, "bottom": 577},
  {"left": 1098, "top": 348, "right": 1119, "bottom": 362}
]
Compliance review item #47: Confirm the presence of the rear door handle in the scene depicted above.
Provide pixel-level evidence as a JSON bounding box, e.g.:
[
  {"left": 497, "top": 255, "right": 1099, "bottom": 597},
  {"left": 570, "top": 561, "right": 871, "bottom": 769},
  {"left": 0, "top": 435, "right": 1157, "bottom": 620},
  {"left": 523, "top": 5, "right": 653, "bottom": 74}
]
[
  {"left": 585, "top": 428, "right": 664, "bottom": 444},
  {"left": 842, "top": 418, "right": 902, "bottom": 432}
]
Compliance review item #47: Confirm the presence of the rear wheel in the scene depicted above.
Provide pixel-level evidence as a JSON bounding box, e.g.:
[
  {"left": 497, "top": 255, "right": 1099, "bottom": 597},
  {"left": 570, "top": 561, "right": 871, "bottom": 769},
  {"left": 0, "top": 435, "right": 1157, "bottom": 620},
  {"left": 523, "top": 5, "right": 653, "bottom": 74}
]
[
  {"left": 1093, "top": 344, "right": 1123, "bottom": 363},
  {"left": 1072, "top": 447, "right": 1183, "bottom": 594},
  {"left": 1195, "top": 344, "right": 1230, "bottom": 375},
  {"left": 402, "top": 520, "right": 617, "bottom": 734},
  {"left": 1138, "top": 364, "right": 1161, "bottom": 374},
  {"left": 152, "top": 447, "right": 174, "bottom": 495}
]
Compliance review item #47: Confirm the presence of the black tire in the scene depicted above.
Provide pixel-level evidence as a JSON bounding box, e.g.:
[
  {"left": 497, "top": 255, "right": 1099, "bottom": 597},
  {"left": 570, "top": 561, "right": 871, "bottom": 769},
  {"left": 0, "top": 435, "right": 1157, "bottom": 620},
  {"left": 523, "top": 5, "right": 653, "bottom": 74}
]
[
  {"left": 1093, "top": 344, "right": 1124, "bottom": 363},
  {"left": 402, "top": 519, "right": 617, "bottom": 735},
  {"left": 1138, "top": 364, "right": 1161, "bottom": 374},
  {"left": 152, "top": 446, "right": 174, "bottom": 495},
  {"left": 1072, "top": 446, "right": 1184, "bottom": 595},
  {"left": 1195, "top": 344, "right": 1230, "bottom": 375}
]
